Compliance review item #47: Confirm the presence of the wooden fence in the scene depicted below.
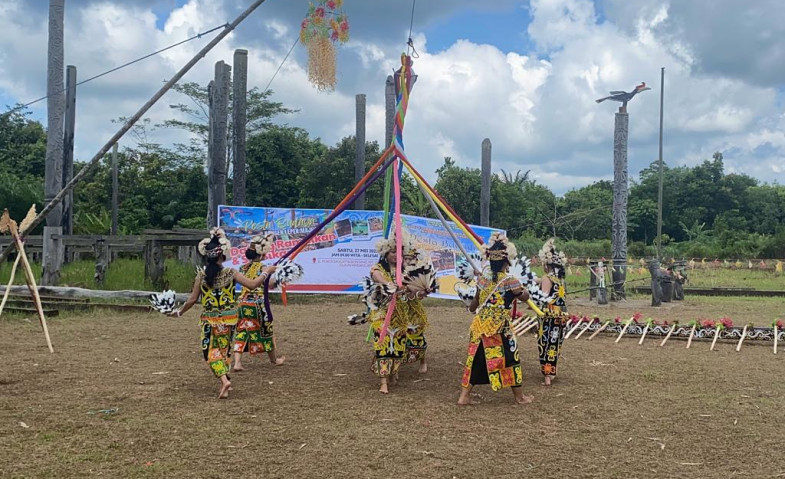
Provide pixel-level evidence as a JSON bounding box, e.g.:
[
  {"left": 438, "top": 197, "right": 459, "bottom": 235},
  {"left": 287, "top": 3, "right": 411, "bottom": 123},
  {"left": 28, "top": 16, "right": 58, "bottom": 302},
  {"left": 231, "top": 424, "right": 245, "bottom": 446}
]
[{"left": 0, "top": 229, "right": 205, "bottom": 289}]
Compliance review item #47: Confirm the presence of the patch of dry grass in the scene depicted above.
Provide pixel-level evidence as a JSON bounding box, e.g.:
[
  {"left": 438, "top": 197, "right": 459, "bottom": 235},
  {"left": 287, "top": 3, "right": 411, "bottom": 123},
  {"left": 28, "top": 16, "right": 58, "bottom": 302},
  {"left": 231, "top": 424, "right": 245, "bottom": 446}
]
[{"left": 1, "top": 296, "right": 784, "bottom": 478}]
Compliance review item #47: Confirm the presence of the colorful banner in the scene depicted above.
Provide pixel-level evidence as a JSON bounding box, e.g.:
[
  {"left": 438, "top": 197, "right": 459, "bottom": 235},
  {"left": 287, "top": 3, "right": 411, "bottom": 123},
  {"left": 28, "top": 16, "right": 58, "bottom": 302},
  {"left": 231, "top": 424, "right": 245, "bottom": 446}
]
[{"left": 217, "top": 205, "right": 504, "bottom": 299}]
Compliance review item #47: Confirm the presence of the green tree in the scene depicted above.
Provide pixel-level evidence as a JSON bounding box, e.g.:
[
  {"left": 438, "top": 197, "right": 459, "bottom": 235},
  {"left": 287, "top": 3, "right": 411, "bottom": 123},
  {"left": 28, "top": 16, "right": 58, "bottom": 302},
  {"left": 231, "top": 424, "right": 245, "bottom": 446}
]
[
  {"left": 160, "top": 82, "right": 295, "bottom": 182},
  {"left": 246, "top": 127, "right": 321, "bottom": 208},
  {"left": 0, "top": 107, "right": 46, "bottom": 227},
  {"left": 558, "top": 180, "right": 613, "bottom": 240},
  {"left": 434, "top": 158, "right": 482, "bottom": 225},
  {"left": 0, "top": 107, "right": 47, "bottom": 177}
]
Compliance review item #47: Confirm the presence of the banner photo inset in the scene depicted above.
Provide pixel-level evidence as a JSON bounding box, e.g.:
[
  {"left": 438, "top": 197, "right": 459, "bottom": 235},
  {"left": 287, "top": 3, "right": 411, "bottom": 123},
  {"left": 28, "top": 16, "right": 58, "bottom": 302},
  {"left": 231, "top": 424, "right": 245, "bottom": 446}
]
[{"left": 217, "top": 205, "right": 504, "bottom": 299}]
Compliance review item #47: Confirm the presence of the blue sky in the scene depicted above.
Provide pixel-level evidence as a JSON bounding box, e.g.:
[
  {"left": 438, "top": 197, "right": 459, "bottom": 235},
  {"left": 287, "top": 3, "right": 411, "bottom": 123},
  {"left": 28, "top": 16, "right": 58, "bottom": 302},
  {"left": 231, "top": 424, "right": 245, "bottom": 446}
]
[
  {"left": 423, "top": 4, "right": 534, "bottom": 55},
  {"left": 1, "top": 0, "right": 783, "bottom": 195}
]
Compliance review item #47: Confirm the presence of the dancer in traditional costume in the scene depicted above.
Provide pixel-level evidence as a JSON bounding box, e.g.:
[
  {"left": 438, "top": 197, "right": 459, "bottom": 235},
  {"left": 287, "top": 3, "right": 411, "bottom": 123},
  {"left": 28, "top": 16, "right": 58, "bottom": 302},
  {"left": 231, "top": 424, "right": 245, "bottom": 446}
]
[
  {"left": 400, "top": 248, "right": 433, "bottom": 375},
  {"left": 458, "top": 233, "right": 534, "bottom": 405},
  {"left": 232, "top": 234, "right": 285, "bottom": 372},
  {"left": 535, "top": 238, "right": 568, "bottom": 386},
  {"left": 367, "top": 230, "right": 431, "bottom": 394},
  {"left": 170, "top": 228, "right": 276, "bottom": 399}
]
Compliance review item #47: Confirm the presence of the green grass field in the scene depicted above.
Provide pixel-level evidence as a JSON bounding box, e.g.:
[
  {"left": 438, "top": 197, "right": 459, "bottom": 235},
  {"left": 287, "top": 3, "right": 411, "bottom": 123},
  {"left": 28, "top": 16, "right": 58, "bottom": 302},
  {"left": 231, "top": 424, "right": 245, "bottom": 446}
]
[{"left": 1, "top": 258, "right": 783, "bottom": 293}]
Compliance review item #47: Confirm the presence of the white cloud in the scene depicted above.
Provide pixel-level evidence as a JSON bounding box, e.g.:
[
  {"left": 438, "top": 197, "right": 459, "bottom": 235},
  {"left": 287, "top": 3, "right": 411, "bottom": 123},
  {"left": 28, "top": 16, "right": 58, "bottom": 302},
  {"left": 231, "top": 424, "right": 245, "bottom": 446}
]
[{"left": 0, "top": 0, "right": 782, "bottom": 198}]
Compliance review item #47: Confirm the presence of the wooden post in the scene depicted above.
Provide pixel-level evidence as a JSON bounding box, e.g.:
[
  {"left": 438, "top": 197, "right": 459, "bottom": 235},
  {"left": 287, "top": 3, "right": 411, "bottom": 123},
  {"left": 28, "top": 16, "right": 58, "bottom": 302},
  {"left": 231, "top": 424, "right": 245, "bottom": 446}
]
[
  {"left": 648, "top": 259, "right": 663, "bottom": 307},
  {"left": 144, "top": 238, "right": 165, "bottom": 290},
  {"left": 207, "top": 79, "right": 214, "bottom": 225},
  {"left": 111, "top": 143, "right": 119, "bottom": 235},
  {"left": 0, "top": 0, "right": 270, "bottom": 267},
  {"left": 62, "top": 65, "right": 76, "bottom": 236},
  {"left": 385, "top": 76, "right": 395, "bottom": 148},
  {"left": 480, "top": 138, "right": 491, "bottom": 226},
  {"left": 611, "top": 111, "right": 629, "bottom": 300},
  {"left": 588, "top": 262, "right": 597, "bottom": 300},
  {"left": 44, "top": 0, "right": 65, "bottom": 228},
  {"left": 597, "top": 261, "right": 608, "bottom": 304},
  {"left": 383, "top": 76, "right": 395, "bottom": 213},
  {"left": 41, "top": 226, "right": 63, "bottom": 286},
  {"left": 207, "top": 61, "right": 230, "bottom": 228},
  {"left": 232, "top": 49, "right": 248, "bottom": 206},
  {"left": 94, "top": 237, "right": 108, "bottom": 287},
  {"left": 354, "top": 93, "right": 366, "bottom": 209}
]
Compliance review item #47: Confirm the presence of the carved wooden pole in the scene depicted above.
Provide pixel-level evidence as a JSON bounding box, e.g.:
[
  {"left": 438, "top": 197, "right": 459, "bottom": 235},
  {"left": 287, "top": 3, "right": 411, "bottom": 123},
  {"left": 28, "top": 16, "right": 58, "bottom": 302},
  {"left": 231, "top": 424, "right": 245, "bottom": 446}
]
[
  {"left": 94, "top": 237, "right": 108, "bottom": 287},
  {"left": 0, "top": 0, "right": 269, "bottom": 266},
  {"left": 232, "top": 49, "right": 248, "bottom": 206},
  {"left": 385, "top": 76, "right": 395, "bottom": 148},
  {"left": 611, "top": 111, "right": 629, "bottom": 300},
  {"left": 111, "top": 143, "right": 119, "bottom": 235},
  {"left": 62, "top": 65, "right": 76, "bottom": 236},
  {"left": 480, "top": 138, "right": 491, "bottom": 226},
  {"left": 45, "top": 0, "right": 65, "bottom": 228},
  {"left": 42, "top": 0, "right": 65, "bottom": 286},
  {"left": 354, "top": 93, "right": 366, "bottom": 209},
  {"left": 208, "top": 61, "right": 230, "bottom": 228},
  {"left": 382, "top": 76, "right": 395, "bottom": 211},
  {"left": 648, "top": 259, "right": 663, "bottom": 307}
]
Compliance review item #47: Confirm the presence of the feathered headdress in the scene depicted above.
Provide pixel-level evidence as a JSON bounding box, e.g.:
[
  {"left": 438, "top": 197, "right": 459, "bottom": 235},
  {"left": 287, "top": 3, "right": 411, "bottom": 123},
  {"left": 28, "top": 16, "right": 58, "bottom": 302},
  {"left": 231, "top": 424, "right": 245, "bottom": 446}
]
[
  {"left": 249, "top": 233, "right": 274, "bottom": 257},
  {"left": 198, "top": 227, "right": 231, "bottom": 258},
  {"left": 480, "top": 232, "right": 517, "bottom": 264},
  {"left": 375, "top": 228, "right": 416, "bottom": 258},
  {"left": 538, "top": 238, "right": 567, "bottom": 275}
]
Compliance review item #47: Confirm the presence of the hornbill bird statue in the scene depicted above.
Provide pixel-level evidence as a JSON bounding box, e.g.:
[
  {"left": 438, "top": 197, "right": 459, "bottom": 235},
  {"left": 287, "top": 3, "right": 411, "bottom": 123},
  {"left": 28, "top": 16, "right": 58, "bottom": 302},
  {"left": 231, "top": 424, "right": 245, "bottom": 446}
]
[{"left": 595, "top": 82, "right": 651, "bottom": 112}]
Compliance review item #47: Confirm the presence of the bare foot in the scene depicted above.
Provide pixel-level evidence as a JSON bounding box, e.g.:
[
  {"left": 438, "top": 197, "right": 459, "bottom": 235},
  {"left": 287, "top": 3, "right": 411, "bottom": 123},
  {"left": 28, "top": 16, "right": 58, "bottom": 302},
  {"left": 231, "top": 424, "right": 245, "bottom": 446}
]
[
  {"left": 457, "top": 389, "right": 479, "bottom": 405},
  {"left": 418, "top": 361, "right": 428, "bottom": 374},
  {"left": 544, "top": 376, "right": 552, "bottom": 386},
  {"left": 379, "top": 382, "right": 389, "bottom": 394},
  {"left": 515, "top": 394, "right": 534, "bottom": 405},
  {"left": 232, "top": 365, "right": 245, "bottom": 372},
  {"left": 457, "top": 395, "right": 480, "bottom": 406},
  {"left": 218, "top": 381, "right": 231, "bottom": 399},
  {"left": 272, "top": 356, "right": 285, "bottom": 366}
]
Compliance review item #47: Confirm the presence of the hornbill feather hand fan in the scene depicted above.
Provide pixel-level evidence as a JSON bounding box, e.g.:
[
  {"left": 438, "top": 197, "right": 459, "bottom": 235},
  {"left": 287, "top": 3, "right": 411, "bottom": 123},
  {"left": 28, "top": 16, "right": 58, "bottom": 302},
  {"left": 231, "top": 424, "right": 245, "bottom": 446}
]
[
  {"left": 402, "top": 256, "right": 438, "bottom": 295},
  {"left": 149, "top": 290, "right": 178, "bottom": 314}
]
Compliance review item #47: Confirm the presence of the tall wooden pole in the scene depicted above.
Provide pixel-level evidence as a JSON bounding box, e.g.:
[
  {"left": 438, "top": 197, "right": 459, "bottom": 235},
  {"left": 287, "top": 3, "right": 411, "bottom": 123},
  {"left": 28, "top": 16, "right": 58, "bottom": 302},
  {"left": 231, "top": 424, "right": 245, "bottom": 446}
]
[
  {"left": 611, "top": 111, "right": 629, "bottom": 300},
  {"left": 480, "top": 138, "right": 491, "bottom": 227},
  {"left": 208, "top": 61, "right": 230, "bottom": 228},
  {"left": 45, "top": 0, "right": 65, "bottom": 228},
  {"left": 354, "top": 93, "right": 366, "bottom": 210},
  {"left": 383, "top": 75, "right": 396, "bottom": 214},
  {"left": 0, "top": 0, "right": 269, "bottom": 265},
  {"left": 656, "top": 67, "right": 665, "bottom": 260},
  {"left": 111, "top": 143, "right": 119, "bottom": 235},
  {"left": 384, "top": 76, "right": 395, "bottom": 148},
  {"left": 62, "top": 64, "right": 76, "bottom": 236},
  {"left": 42, "top": 0, "right": 65, "bottom": 285},
  {"left": 232, "top": 49, "right": 248, "bottom": 206}
]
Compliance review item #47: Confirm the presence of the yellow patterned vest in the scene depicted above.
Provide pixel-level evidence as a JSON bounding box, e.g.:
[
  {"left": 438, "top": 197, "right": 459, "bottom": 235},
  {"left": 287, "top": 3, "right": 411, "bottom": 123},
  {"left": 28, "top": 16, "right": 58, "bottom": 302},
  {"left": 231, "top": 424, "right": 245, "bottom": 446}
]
[
  {"left": 469, "top": 272, "right": 520, "bottom": 341},
  {"left": 545, "top": 273, "right": 567, "bottom": 314},
  {"left": 368, "top": 264, "right": 408, "bottom": 329},
  {"left": 199, "top": 267, "right": 238, "bottom": 325},
  {"left": 239, "top": 261, "right": 265, "bottom": 300}
]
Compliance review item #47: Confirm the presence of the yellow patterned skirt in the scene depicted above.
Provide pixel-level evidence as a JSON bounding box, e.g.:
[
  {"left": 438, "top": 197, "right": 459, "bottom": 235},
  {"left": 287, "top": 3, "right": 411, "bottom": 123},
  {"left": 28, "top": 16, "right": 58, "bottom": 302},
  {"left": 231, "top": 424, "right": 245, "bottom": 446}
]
[
  {"left": 369, "top": 302, "right": 408, "bottom": 378},
  {"left": 462, "top": 314, "right": 522, "bottom": 390}
]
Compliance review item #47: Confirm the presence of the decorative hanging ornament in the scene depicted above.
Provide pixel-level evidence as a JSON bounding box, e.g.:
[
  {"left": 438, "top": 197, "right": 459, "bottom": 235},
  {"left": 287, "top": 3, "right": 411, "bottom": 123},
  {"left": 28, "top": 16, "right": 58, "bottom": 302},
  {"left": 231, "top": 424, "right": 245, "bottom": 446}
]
[{"left": 299, "top": 0, "right": 350, "bottom": 91}]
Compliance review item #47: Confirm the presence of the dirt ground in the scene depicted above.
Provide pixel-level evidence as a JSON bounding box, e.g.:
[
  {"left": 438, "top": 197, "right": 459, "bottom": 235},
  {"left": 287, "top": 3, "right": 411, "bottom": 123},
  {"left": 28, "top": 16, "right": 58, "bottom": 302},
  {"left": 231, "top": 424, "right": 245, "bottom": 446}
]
[{"left": 1, "top": 296, "right": 784, "bottom": 478}]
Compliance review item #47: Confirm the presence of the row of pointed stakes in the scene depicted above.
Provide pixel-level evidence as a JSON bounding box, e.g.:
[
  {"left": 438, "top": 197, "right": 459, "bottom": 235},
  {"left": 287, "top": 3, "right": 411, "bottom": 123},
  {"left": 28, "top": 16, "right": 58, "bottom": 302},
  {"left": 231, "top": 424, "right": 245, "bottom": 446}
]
[{"left": 510, "top": 314, "right": 782, "bottom": 355}]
